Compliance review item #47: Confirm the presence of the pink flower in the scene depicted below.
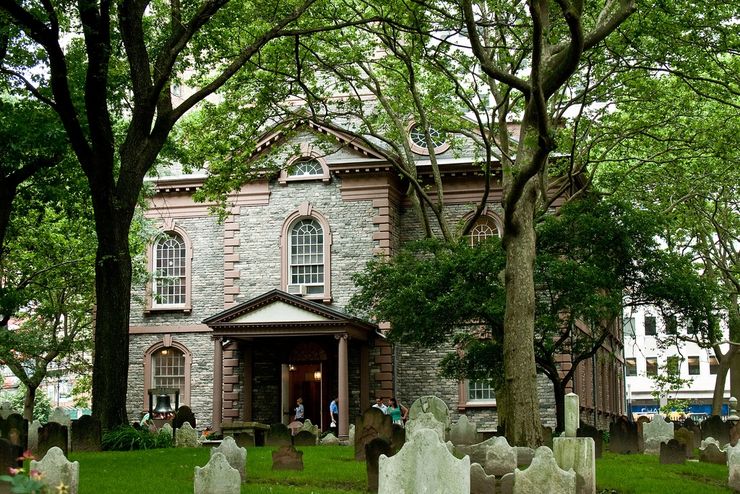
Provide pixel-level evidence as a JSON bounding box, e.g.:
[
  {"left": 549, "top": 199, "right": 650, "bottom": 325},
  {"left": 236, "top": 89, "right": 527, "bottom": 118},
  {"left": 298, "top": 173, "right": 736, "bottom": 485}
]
[
  {"left": 17, "top": 450, "right": 36, "bottom": 462},
  {"left": 29, "top": 469, "right": 42, "bottom": 480},
  {"left": 7, "top": 467, "right": 23, "bottom": 476}
]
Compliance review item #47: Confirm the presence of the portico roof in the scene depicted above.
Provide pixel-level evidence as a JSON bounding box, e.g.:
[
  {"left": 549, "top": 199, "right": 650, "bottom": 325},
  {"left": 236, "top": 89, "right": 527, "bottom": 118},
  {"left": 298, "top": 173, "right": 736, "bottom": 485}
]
[{"left": 202, "top": 289, "right": 377, "bottom": 341}]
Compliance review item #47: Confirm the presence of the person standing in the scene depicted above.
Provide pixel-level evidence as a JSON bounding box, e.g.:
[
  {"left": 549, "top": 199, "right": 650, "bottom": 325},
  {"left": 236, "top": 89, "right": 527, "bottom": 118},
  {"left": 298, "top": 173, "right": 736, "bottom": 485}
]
[
  {"left": 329, "top": 397, "right": 339, "bottom": 427},
  {"left": 373, "top": 397, "right": 388, "bottom": 414},
  {"left": 293, "top": 397, "right": 305, "bottom": 423},
  {"left": 387, "top": 398, "right": 408, "bottom": 427}
]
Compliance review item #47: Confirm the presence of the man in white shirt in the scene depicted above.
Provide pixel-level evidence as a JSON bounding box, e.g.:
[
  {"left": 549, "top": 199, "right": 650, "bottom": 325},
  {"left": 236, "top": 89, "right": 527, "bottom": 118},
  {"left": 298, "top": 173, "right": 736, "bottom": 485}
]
[{"left": 372, "top": 397, "right": 388, "bottom": 414}]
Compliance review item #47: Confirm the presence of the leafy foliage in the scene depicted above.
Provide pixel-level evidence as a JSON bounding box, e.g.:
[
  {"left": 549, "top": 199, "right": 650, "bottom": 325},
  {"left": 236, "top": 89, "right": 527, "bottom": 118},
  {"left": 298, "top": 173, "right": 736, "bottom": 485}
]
[
  {"left": 101, "top": 426, "right": 173, "bottom": 451},
  {"left": 0, "top": 384, "right": 52, "bottom": 422}
]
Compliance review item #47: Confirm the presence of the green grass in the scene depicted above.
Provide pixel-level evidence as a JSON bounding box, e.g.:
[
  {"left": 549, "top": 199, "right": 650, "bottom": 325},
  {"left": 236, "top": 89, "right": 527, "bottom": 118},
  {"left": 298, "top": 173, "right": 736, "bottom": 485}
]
[
  {"left": 596, "top": 452, "right": 732, "bottom": 493},
  {"left": 23, "top": 446, "right": 732, "bottom": 493}
]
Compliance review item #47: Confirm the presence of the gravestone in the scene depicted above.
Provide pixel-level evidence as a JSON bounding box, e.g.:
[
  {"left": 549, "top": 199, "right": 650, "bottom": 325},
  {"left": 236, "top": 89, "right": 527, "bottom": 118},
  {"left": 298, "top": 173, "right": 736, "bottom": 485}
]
[
  {"left": 272, "top": 445, "right": 304, "bottom": 470},
  {"left": 0, "top": 403, "right": 17, "bottom": 420},
  {"left": 470, "top": 463, "right": 496, "bottom": 494},
  {"left": 659, "top": 439, "right": 686, "bottom": 465},
  {"left": 38, "top": 422, "right": 68, "bottom": 457},
  {"left": 293, "top": 430, "right": 317, "bottom": 446},
  {"left": 300, "top": 419, "right": 320, "bottom": 437},
  {"left": 673, "top": 427, "right": 694, "bottom": 458},
  {"left": 553, "top": 436, "right": 595, "bottom": 494},
  {"left": 48, "top": 408, "right": 71, "bottom": 427},
  {"left": 500, "top": 472, "right": 515, "bottom": 494},
  {"left": 365, "top": 437, "right": 392, "bottom": 493},
  {"left": 71, "top": 415, "right": 101, "bottom": 452},
  {"left": 28, "top": 420, "right": 41, "bottom": 454},
  {"left": 211, "top": 436, "right": 247, "bottom": 482},
  {"left": 1, "top": 413, "right": 27, "bottom": 460},
  {"left": 378, "top": 428, "right": 469, "bottom": 494},
  {"left": 456, "top": 435, "right": 516, "bottom": 474},
  {"left": 700, "top": 437, "right": 720, "bottom": 450},
  {"left": 407, "top": 396, "right": 450, "bottom": 429},
  {"left": 683, "top": 417, "right": 702, "bottom": 449},
  {"left": 609, "top": 417, "right": 638, "bottom": 454},
  {"left": 194, "top": 452, "right": 240, "bottom": 494},
  {"left": 450, "top": 414, "right": 477, "bottom": 446},
  {"left": 565, "top": 393, "right": 579, "bottom": 438},
  {"left": 405, "top": 411, "right": 446, "bottom": 443},
  {"left": 30, "top": 446, "right": 79, "bottom": 494},
  {"left": 355, "top": 407, "right": 393, "bottom": 461},
  {"left": 0, "top": 438, "right": 20, "bottom": 477},
  {"left": 513, "top": 446, "right": 576, "bottom": 494},
  {"left": 390, "top": 424, "right": 405, "bottom": 454},
  {"left": 172, "top": 405, "right": 196, "bottom": 431},
  {"left": 175, "top": 421, "right": 198, "bottom": 448},
  {"left": 577, "top": 423, "right": 602, "bottom": 459},
  {"left": 266, "top": 423, "right": 291, "bottom": 447},
  {"left": 701, "top": 415, "right": 730, "bottom": 447},
  {"left": 730, "top": 448, "right": 740, "bottom": 492},
  {"left": 515, "top": 446, "right": 535, "bottom": 468},
  {"left": 636, "top": 416, "right": 650, "bottom": 452},
  {"left": 699, "top": 443, "right": 727, "bottom": 465},
  {"left": 160, "top": 423, "right": 174, "bottom": 442},
  {"left": 542, "top": 425, "right": 554, "bottom": 449},
  {"left": 731, "top": 422, "right": 740, "bottom": 448},
  {"left": 320, "top": 433, "right": 340, "bottom": 445},
  {"left": 642, "top": 417, "right": 673, "bottom": 455}
]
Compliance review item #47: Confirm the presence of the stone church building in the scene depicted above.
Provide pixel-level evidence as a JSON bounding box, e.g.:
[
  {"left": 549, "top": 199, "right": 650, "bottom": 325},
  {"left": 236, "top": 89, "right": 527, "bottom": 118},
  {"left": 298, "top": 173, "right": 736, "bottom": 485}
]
[{"left": 126, "top": 120, "right": 625, "bottom": 437}]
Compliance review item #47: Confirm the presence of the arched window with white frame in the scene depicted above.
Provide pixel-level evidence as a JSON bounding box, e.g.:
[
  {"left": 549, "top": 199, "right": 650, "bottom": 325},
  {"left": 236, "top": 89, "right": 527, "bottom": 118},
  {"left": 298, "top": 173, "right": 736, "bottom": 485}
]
[
  {"left": 147, "top": 226, "right": 192, "bottom": 312},
  {"left": 281, "top": 203, "right": 332, "bottom": 301}
]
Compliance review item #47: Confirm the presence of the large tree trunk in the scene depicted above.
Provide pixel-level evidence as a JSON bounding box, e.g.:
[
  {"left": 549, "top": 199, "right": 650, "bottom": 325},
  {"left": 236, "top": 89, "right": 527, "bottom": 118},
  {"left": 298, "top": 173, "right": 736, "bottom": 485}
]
[
  {"left": 501, "top": 178, "right": 543, "bottom": 447},
  {"left": 23, "top": 384, "right": 37, "bottom": 421},
  {"left": 729, "top": 301, "right": 740, "bottom": 403},
  {"left": 713, "top": 351, "right": 732, "bottom": 416},
  {"left": 552, "top": 378, "right": 565, "bottom": 434}
]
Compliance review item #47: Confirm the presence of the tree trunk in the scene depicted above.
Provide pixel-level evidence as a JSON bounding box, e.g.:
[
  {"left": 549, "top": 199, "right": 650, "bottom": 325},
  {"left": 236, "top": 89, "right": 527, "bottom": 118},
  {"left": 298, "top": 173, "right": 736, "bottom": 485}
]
[
  {"left": 713, "top": 352, "right": 732, "bottom": 416},
  {"left": 501, "top": 178, "right": 543, "bottom": 447},
  {"left": 23, "top": 384, "right": 37, "bottom": 421},
  {"left": 729, "top": 301, "right": 740, "bottom": 402},
  {"left": 552, "top": 378, "right": 565, "bottom": 434}
]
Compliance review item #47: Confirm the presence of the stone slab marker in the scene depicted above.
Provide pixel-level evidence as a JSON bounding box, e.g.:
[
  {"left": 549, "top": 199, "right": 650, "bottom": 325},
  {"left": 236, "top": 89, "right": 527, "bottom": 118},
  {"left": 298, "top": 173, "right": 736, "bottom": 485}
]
[
  {"left": 576, "top": 423, "right": 602, "bottom": 459},
  {"left": 514, "top": 446, "right": 576, "bottom": 494},
  {"left": 271, "top": 445, "right": 304, "bottom": 470},
  {"left": 608, "top": 417, "right": 638, "bottom": 454},
  {"left": 553, "top": 437, "right": 595, "bottom": 494},
  {"left": 729, "top": 443, "right": 740, "bottom": 491},
  {"left": 176, "top": 422, "right": 199, "bottom": 448},
  {"left": 483, "top": 436, "right": 517, "bottom": 477},
  {"left": 28, "top": 420, "right": 41, "bottom": 454},
  {"left": 365, "top": 437, "right": 392, "bottom": 493},
  {"left": 71, "top": 415, "right": 101, "bottom": 452},
  {"left": 378, "top": 428, "right": 470, "bottom": 494},
  {"left": 30, "top": 447, "right": 79, "bottom": 494},
  {"left": 565, "top": 393, "right": 579, "bottom": 438},
  {"left": 699, "top": 443, "right": 727, "bottom": 465},
  {"left": 266, "top": 423, "right": 291, "bottom": 447},
  {"left": 701, "top": 415, "right": 730, "bottom": 447},
  {"left": 293, "top": 430, "right": 317, "bottom": 446},
  {"left": 642, "top": 417, "right": 673, "bottom": 455},
  {"left": 408, "top": 396, "right": 451, "bottom": 429},
  {"left": 470, "top": 463, "right": 496, "bottom": 494},
  {"left": 194, "top": 452, "right": 240, "bottom": 494},
  {"left": 673, "top": 427, "right": 694, "bottom": 458},
  {"left": 659, "top": 439, "right": 686, "bottom": 465},
  {"left": 355, "top": 407, "right": 393, "bottom": 461},
  {"left": 38, "top": 422, "right": 68, "bottom": 457},
  {"left": 450, "top": 415, "right": 477, "bottom": 446},
  {"left": 211, "top": 436, "right": 247, "bottom": 482},
  {"left": 173, "top": 405, "right": 196, "bottom": 431},
  {"left": 405, "top": 411, "right": 446, "bottom": 444}
]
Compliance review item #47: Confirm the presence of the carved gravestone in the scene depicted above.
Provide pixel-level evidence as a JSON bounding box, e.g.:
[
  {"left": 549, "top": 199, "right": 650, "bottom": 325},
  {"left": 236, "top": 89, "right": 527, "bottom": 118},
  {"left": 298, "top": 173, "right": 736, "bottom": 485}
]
[
  {"left": 405, "top": 412, "right": 446, "bottom": 443},
  {"left": 211, "top": 436, "right": 247, "bottom": 482},
  {"left": 500, "top": 472, "right": 515, "bottom": 494},
  {"left": 515, "top": 446, "right": 535, "bottom": 468},
  {"left": 683, "top": 417, "right": 702, "bottom": 449},
  {"left": 30, "top": 447, "right": 79, "bottom": 494},
  {"left": 71, "top": 415, "right": 101, "bottom": 452},
  {"left": 609, "top": 417, "right": 639, "bottom": 454},
  {"left": 38, "top": 422, "right": 68, "bottom": 457},
  {"left": 470, "top": 463, "right": 496, "bottom": 494},
  {"left": 271, "top": 445, "right": 304, "bottom": 471},
  {"left": 293, "top": 430, "right": 317, "bottom": 447},
  {"left": 659, "top": 439, "right": 686, "bottom": 465},
  {"left": 636, "top": 416, "right": 650, "bottom": 452},
  {"left": 450, "top": 415, "right": 477, "bottom": 446},
  {"left": 355, "top": 407, "right": 393, "bottom": 461},
  {"left": 673, "top": 427, "right": 694, "bottom": 458},
  {"left": 266, "top": 423, "right": 291, "bottom": 447},
  {"left": 577, "top": 422, "right": 602, "bottom": 458},
  {"left": 456, "top": 435, "right": 516, "bottom": 475},
  {"left": 730, "top": 444, "right": 740, "bottom": 492},
  {"left": 320, "top": 433, "right": 340, "bottom": 445},
  {"left": 407, "top": 396, "right": 451, "bottom": 428},
  {"left": 699, "top": 443, "right": 727, "bottom": 465},
  {"left": 513, "top": 446, "right": 576, "bottom": 494},
  {"left": 701, "top": 415, "right": 730, "bottom": 447},
  {"left": 378, "top": 428, "right": 469, "bottom": 494},
  {"left": 701, "top": 437, "right": 720, "bottom": 449},
  {"left": 643, "top": 417, "right": 673, "bottom": 455},
  {"left": 365, "top": 437, "right": 392, "bottom": 493},
  {"left": 175, "top": 422, "right": 198, "bottom": 448},
  {"left": 48, "top": 408, "right": 71, "bottom": 427},
  {"left": 194, "top": 452, "right": 240, "bottom": 494},
  {"left": 172, "top": 405, "right": 196, "bottom": 431},
  {"left": 1, "top": 413, "right": 27, "bottom": 459},
  {"left": 554, "top": 436, "right": 595, "bottom": 494}
]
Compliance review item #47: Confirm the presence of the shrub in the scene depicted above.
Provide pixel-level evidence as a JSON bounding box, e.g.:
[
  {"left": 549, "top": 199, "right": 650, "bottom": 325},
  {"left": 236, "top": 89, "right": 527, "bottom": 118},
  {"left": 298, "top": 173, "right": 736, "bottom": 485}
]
[{"left": 102, "top": 426, "right": 172, "bottom": 451}]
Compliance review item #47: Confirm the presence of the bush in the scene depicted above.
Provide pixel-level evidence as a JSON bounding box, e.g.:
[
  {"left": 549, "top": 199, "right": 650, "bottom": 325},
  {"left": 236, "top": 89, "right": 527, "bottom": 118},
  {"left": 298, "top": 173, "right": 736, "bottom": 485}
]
[{"left": 102, "top": 426, "right": 173, "bottom": 451}]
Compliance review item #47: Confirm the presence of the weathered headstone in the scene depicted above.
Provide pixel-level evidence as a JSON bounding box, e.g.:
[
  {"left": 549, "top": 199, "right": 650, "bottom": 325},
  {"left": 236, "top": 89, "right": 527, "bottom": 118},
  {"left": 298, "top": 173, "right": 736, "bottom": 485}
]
[
  {"left": 38, "top": 422, "right": 68, "bottom": 457},
  {"left": 378, "top": 428, "right": 469, "bottom": 494},
  {"left": 500, "top": 472, "right": 515, "bottom": 494},
  {"left": 0, "top": 403, "right": 17, "bottom": 420},
  {"left": 553, "top": 436, "right": 595, "bottom": 494},
  {"left": 194, "top": 452, "right": 240, "bottom": 494},
  {"left": 172, "top": 405, "right": 196, "bottom": 431},
  {"left": 659, "top": 439, "right": 686, "bottom": 465},
  {"left": 211, "top": 436, "right": 247, "bottom": 482},
  {"left": 407, "top": 396, "right": 451, "bottom": 429},
  {"left": 71, "top": 415, "right": 101, "bottom": 452},
  {"left": 300, "top": 419, "right": 320, "bottom": 437},
  {"left": 513, "top": 446, "right": 576, "bottom": 494},
  {"left": 175, "top": 421, "right": 198, "bottom": 448},
  {"left": 48, "top": 408, "right": 71, "bottom": 427},
  {"left": 683, "top": 417, "right": 702, "bottom": 449},
  {"left": 730, "top": 448, "right": 740, "bottom": 492},
  {"left": 565, "top": 393, "right": 579, "bottom": 438},
  {"left": 700, "top": 436, "right": 720, "bottom": 450},
  {"left": 643, "top": 417, "right": 673, "bottom": 455},
  {"left": 673, "top": 427, "right": 694, "bottom": 458},
  {"left": 450, "top": 414, "right": 477, "bottom": 446},
  {"left": 271, "top": 445, "right": 304, "bottom": 470},
  {"left": 320, "top": 432, "right": 340, "bottom": 445},
  {"left": 293, "top": 430, "right": 317, "bottom": 446},
  {"left": 608, "top": 417, "right": 639, "bottom": 454},
  {"left": 160, "top": 423, "right": 174, "bottom": 442},
  {"left": 701, "top": 415, "right": 730, "bottom": 447},
  {"left": 636, "top": 416, "right": 650, "bottom": 452},
  {"left": 699, "top": 443, "right": 727, "bottom": 465},
  {"left": 577, "top": 423, "right": 602, "bottom": 459},
  {"left": 30, "top": 446, "right": 79, "bottom": 494},
  {"left": 266, "top": 423, "right": 291, "bottom": 447},
  {"left": 731, "top": 421, "right": 740, "bottom": 448},
  {"left": 470, "top": 463, "right": 496, "bottom": 494},
  {"left": 1, "top": 413, "right": 27, "bottom": 460},
  {"left": 405, "top": 411, "right": 446, "bottom": 443},
  {"left": 365, "top": 437, "right": 392, "bottom": 493},
  {"left": 515, "top": 446, "right": 535, "bottom": 468},
  {"left": 482, "top": 436, "right": 517, "bottom": 477},
  {"left": 28, "top": 420, "right": 41, "bottom": 454},
  {"left": 355, "top": 407, "right": 393, "bottom": 461},
  {"left": 390, "top": 423, "right": 405, "bottom": 454}
]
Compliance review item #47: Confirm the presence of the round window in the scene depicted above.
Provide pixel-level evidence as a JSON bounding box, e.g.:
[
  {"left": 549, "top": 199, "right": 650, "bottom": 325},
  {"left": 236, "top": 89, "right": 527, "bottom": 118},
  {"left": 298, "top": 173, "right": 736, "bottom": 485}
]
[{"left": 408, "top": 124, "right": 449, "bottom": 154}]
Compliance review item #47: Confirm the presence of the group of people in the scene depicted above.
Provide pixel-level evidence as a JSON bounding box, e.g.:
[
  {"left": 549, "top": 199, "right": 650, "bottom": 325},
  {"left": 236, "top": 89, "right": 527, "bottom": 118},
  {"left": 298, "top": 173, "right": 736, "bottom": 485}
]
[
  {"left": 291, "top": 396, "right": 340, "bottom": 429},
  {"left": 373, "top": 397, "right": 409, "bottom": 426}
]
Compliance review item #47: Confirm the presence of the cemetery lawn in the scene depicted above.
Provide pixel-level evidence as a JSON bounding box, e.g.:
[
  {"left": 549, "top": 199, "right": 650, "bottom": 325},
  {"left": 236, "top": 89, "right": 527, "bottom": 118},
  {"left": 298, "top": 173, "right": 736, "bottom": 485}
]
[
  {"left": 69, "top": 446, "right": 366, "bottom": 493},
  {"left": 596, "top": 452, "right": 732, "bottom": 493}
]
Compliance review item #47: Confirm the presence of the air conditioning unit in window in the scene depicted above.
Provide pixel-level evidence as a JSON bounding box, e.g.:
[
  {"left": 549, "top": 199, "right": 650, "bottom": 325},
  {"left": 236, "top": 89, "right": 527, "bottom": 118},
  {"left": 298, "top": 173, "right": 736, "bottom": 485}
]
[{"left": 287, "top": 284, "right": 308, "bottom": 296}]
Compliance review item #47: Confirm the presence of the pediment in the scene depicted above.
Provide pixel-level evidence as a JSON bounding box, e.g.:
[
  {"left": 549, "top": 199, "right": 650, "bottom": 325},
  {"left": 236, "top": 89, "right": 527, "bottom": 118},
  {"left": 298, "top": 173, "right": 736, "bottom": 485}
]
[{"left": 230, "top": 300, "right": 331, "bottom": 324}]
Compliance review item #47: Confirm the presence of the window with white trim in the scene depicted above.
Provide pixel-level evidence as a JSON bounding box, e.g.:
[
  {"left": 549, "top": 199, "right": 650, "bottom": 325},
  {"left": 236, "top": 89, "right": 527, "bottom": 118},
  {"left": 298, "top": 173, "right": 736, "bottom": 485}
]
[
  {"left": 467, "top": 379, "right": 495, "bottom": 401},
  {"left": 153, "top": 347, "right": 186, "bottom": 390},
  {"left": 468, "top": 216, "right": 500, "bottom": 245},
  {"left": 289, "top": 219, "right": 325, "bottom": 295},
  {"left": 153, "top": 233, "right": 186, "bottom": 307},
  {"left": 289, "top": 158, "right": 323, "bottom": 177}
]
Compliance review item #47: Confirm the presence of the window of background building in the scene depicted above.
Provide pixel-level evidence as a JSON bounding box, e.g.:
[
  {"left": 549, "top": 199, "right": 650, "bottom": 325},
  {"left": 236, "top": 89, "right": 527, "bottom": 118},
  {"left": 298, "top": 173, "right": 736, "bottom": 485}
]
[
  {"left": 153, "top": 348, "right": 185, "bottom": 390},
  {"left": 288, "top": 158, "right": 324, "bottom": 177},
  {"left": 468, "top": 216, "right": 500, "bottom": 245},
  {"left": 688, "top": 356, "right": 700, "bottom": 375},
  {"left": 709, "top": 355, "right": 719, "bottom": 375},
  {"left": 625, "top": 357, "right": 637, "bottom": 376},
  {"left": 644, "top": 316, "right": 657, "bottom": 336},
  {"left": 623, "top": 317, "right": 636, "bottom": 339},
  {"left": 289, "top": 218, "right": 325, "bottom": 295},
  {"left": 645, "top": 357, "right": 658, "bottom": 376},
  {"left": 666, "top": 355, "right": 681, "bottom": 376},
  {"left": 666, "top": 316, "right": 678, "bottom": 335},
  {"left": 468, "top": 380, "right": 495, "bottom": 401},
  {"left": 153, "top": 233, "right": 186, "bottom": 307}
]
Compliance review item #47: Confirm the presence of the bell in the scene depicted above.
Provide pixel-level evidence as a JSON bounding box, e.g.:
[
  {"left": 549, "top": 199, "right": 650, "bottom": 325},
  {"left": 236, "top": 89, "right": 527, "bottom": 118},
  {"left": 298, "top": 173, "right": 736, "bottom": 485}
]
[{"left": 153, "top": 394, "right": 173, "bottom": 414}]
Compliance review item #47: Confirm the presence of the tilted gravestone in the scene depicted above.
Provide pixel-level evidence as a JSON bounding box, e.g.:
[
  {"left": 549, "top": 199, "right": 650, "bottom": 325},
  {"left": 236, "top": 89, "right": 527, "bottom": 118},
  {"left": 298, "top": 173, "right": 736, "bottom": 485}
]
[
  {"left": 293, "top": 430, "right": 317, "bottom": 446},
  {"left": 699, "top": 443, "right": 727, "bottom": 465},
  {"left": 577, "top": 422, "right": 602, "bottom": 459},
  {"left": 407, "top": 396, "right": 450, "bottom": 429},
  {"left": 405, "top": 411, "right": 446, "bottom": 444},
  {"left": 682, "top": 417, "right": 702, "bottom": 449},
  {"left": 378, "top": 428, "right": 469, "bottom": 494},
  {"left": 365, "top": 437, "right": 392, "bottom": 493},
  {"left": 175, "top": 422, "right": 198, "bottom": 448},
  {"left": 1, "top": 413, "right": 28, "bottom": 460},
  {"left": 194, "top": 452, "right": 240, "bottom": 494},
  {"left": 470, "top": 463, "right": 496, "bottom": 494},
  {"left": 71, "top": 415, "right": 101, "bottom": 452},
  {"left": 30, "top": 446, "right": 79, "bottom": 494},
  {"left": 450, "top": 414, "right": 478, "bottom": 446},
  {"left": 609, "top": 417, "right": 639, "bottom": 454},
  {"left": 320, "top": 432, "right": 340, "bottom": 445},
  {"left": 456, "top": 435, "right": 516, "bottom": 475},
  {"left": 673, "top": 427, "right": 694, "bottom": 458},
  {"left": 701, "top": 415, "right": 730, "bottom": 447},
  {"left": 211, "top": 436, "right": 247, "bottom": 482},
  {"left": 38, "top": 422, "right": 68, "bottom": 457},
  {"left": 513, "top": 446, "right": 576, "bottom": 494},
  {"left": 643, "top": 417, "right": 673, "bottom": 455},
  {"left": 354, "top": 407, "right": 393, "bottom": 461},
  {"left": 172, "top": 405, "right": 196, "bottom": 431},
  {"left": 659, "top": 439, "right": 686, "bottom": 465},
  {"left": 271, "top": 445, "right": 304, "bottom": 471},
  {"left": 266, "top": 423, "right": 291, "bottom": 447}
]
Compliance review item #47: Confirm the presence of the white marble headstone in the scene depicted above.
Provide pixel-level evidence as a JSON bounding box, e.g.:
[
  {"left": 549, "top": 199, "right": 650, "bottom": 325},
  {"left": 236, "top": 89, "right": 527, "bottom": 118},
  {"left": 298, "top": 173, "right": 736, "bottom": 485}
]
[
  {"left": 194, "top": 452, "right": 240, "bottom": 494},
  {"left": 211, "top": 436, "right": 246, "bottom": 482},
  {"left": 30, "top": 446, "right": 79, "bottom": 494}
]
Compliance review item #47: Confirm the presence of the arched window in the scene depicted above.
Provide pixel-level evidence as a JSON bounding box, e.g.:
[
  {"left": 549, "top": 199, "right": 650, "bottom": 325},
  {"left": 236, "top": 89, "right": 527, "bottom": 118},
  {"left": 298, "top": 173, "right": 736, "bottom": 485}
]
[
  {"left": 278, "top": 152, "right": 330, "bottom": 185},
  {"left": 142, "top": 338, "right": 192, "bottom": 412},
  {"left": 281, "top": 203, "right": 332, "bottom": 301},
  {"left": 466, "top": 214, "right": 502, "bottom": 245},
  {"left": 289, "top": 158, "right": 324, "bottom": 177},
  {"left": 152, "top": 347, "right": 186, "bottom": 390},
  {"left": 148, "top": 227, "right": 192, "bottom": 312}
]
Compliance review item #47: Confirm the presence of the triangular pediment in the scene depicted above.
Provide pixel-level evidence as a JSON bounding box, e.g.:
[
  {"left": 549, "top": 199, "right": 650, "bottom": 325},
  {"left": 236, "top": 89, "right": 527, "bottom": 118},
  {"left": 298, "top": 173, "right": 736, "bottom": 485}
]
[{"left": 230, "top": 300, "right": 331, "bottom": 324}]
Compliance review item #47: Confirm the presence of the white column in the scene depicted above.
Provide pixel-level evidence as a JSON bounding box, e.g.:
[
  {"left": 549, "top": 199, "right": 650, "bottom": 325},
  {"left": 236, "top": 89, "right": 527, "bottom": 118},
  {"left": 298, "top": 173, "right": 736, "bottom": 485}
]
[{"left": 212, "top": 337, "right": 223, "bottom": 432}]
